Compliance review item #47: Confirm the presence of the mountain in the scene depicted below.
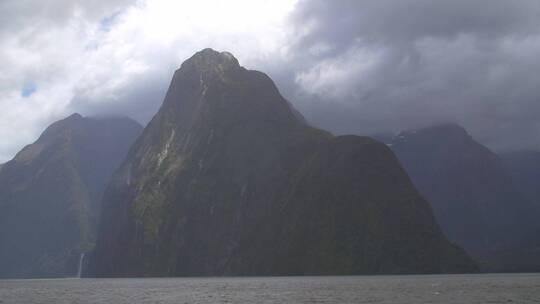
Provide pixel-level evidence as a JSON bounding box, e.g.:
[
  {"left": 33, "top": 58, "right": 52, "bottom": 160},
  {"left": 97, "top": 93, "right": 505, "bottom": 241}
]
[
  {"left": 388, "top": 124, "right": 538, "bottom": 265},
  {"left": 501, "top": 150, "right": 540, "bottom": 206},
  {"left": 0, "top": 114, "right": 142, "bottom": 278},
  {"left": 493, "top": 150, "right": 540, "bottom": 271},
  {"left": 88, "top": 49, "right": 476, "bottom": 277}
]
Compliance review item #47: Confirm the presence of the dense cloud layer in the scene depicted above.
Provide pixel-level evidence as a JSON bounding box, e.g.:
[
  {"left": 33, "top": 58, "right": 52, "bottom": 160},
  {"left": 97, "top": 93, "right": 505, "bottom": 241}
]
[
  {"left": 0, "top": 0, "right": 294, "bottom": 161},
  {"left": 1, "top": 0, "right": 540, "bottom": 161},
  {"left": 285, "top": 0, "right": 540, "bottom": 151}
]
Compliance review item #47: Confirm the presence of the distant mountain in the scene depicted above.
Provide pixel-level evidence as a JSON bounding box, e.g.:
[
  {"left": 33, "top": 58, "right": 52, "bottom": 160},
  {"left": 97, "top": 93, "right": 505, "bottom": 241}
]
[
  {"left": 493, "top": 150, "right": 540, "bottom": 271},
  {"left": 88, "top": 49, "right": 476, "bottom": 277},
  {"left": 388, "top": 124, "right": 538, "bottom": 266},
  {"left": 501, "top": 150, "right": 540, "bottom": 206},
  {"left": 0, "top": 114, "right": 142, "bottom": 278}
]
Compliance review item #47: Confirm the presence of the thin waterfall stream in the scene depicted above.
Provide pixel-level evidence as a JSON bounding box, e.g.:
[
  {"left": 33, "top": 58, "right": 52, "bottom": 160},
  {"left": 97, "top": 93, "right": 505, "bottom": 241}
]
[{"left": 77, "top": 253, "right": 85, "bottom": 278}]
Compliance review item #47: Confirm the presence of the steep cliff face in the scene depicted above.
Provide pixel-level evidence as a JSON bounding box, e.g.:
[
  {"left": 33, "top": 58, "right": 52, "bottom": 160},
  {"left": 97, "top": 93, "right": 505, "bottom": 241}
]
[
  {"left": 492, "top": 150, "right": 540, "bottom": 271},
  {"left": 0, "top": 114, "right": 142, "bottom": 278},
  {"left": 389, "top": 124, "right": 538, "bottom": 261},
  {"left": 501, "top": 150, "right": 540, "bottom": 206},
  {"left": 89, "top": 49, "right": 476, "bottom": 277}
]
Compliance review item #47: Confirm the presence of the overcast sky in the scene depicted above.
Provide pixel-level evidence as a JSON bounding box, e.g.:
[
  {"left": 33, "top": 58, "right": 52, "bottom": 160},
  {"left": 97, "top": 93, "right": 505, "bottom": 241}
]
[{"left": 1, "top": 0, "right": 540, "bottom": 161}]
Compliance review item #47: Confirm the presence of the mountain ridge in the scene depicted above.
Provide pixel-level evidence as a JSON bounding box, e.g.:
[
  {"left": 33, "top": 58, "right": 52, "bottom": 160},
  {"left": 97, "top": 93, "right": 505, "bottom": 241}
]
[
  {"left": 88, "top": 49, "right": 476, "bottom": 277},
  {"left": 388, "top": 123, "right": 538, "bottom": 269},
  {"left": 0, "top": 114, "right": 142, "bottom": 278}
]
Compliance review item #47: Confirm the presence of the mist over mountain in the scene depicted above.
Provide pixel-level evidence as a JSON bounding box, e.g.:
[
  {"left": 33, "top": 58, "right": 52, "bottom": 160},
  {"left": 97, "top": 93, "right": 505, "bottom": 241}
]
[
  {"left": 387, "top": 124, "right": 539, "bottom": 270},
  {"left": 0, "top": 114, "right": 142, "bottom": 278},
  {"left": 87, "top": 49, "right": 476, "bottom": 277}
]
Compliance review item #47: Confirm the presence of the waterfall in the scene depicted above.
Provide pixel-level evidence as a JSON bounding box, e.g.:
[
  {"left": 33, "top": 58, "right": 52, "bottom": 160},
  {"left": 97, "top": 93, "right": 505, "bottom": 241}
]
[{"left": 77, "top": 253, "right": 85, "bottom": 278}]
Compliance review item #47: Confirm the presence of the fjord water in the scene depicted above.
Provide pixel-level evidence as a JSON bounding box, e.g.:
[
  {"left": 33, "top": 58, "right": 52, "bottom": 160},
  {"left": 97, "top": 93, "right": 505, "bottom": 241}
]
[{"left": 1, "top": 274, "right": 539, "bottom": 303}]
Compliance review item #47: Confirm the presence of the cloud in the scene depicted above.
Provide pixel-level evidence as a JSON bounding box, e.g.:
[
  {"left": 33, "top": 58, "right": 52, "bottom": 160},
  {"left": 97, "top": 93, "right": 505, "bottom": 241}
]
[
  {"left": 2, "top": 0, "right": 540, "bottom": 161},
  {"left": 0, "top": 0, "right": 136, "bottom": 161},
  {"left": 0, "top": 0, "right": 296, "bottom": 162},
  {"left": 284, "top": 0, "right": 540, "bottom": 152}
]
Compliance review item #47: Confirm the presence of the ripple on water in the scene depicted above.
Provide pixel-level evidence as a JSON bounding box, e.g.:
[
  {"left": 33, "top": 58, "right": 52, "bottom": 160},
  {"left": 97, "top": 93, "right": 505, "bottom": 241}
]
[{"left": 0, "top": 274, "right": 539, "bottom": 304}]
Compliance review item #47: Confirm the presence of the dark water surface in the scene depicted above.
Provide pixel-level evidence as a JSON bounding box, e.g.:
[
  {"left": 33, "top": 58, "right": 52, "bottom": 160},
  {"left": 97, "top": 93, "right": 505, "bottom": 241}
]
[{"left": 1, "top": 273, "right": 539, "bottom": 303}]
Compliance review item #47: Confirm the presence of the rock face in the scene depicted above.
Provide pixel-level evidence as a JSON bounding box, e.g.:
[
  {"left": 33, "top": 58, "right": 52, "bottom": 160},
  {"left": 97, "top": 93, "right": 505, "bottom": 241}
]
[
  {"left": 388, "top": 124, "right": 538, "bottom": 261},
  {"left": 501, "top": 150, "right": 540, "bottom": 206},
  {"left": 0, "top": 114, "right": 142, "bottom": 278},
  {"left": 495, "top": 150, "right": 540, "bottom": 271},
  {"left": 88, "top": 49, "right": 476, "bottom": 277}
]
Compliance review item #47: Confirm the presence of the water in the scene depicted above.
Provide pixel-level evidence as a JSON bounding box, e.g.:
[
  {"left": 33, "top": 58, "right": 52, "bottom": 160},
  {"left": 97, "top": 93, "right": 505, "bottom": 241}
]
[
  {"left": 77, "top": 253, "right": 85, "bottom": 278},
  {"left": 0, "top": 274, "right": 539, "bottom": 303}
]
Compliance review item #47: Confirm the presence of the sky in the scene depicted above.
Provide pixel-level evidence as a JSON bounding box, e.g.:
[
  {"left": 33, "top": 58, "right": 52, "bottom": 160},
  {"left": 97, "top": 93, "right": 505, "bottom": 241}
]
[{"left": 1, "top": 0, "right": 540, "bottom": 162}]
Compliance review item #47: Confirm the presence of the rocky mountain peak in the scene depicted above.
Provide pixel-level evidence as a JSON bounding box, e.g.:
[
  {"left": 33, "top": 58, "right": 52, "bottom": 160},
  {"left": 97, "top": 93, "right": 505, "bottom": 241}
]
[
  {"left": 66, "top": 112, "right": 83, "bottom": 120},
  {"left": 35, "top": 113, "right": 84, "bottom": 144},
  {"left": 88, "top": 49, "right": 477, "bottom": 277},
  {"left": 192, "top": 48, "right": 239, "bottom": 66},
  {"left": 12, "top": 114, "right": 83, "bottom": 164},
  {"left": 155, "top": 49, "right": 300, "bottom": 138},
  {"left": 422, "top": 123, "right": 468, "bottom": 137},
  {"left": 177, "top": 48, "right": 241, "bottom": 80},
  {"left": 393, "top": 122, "right": 470, "bottom": 145}
]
